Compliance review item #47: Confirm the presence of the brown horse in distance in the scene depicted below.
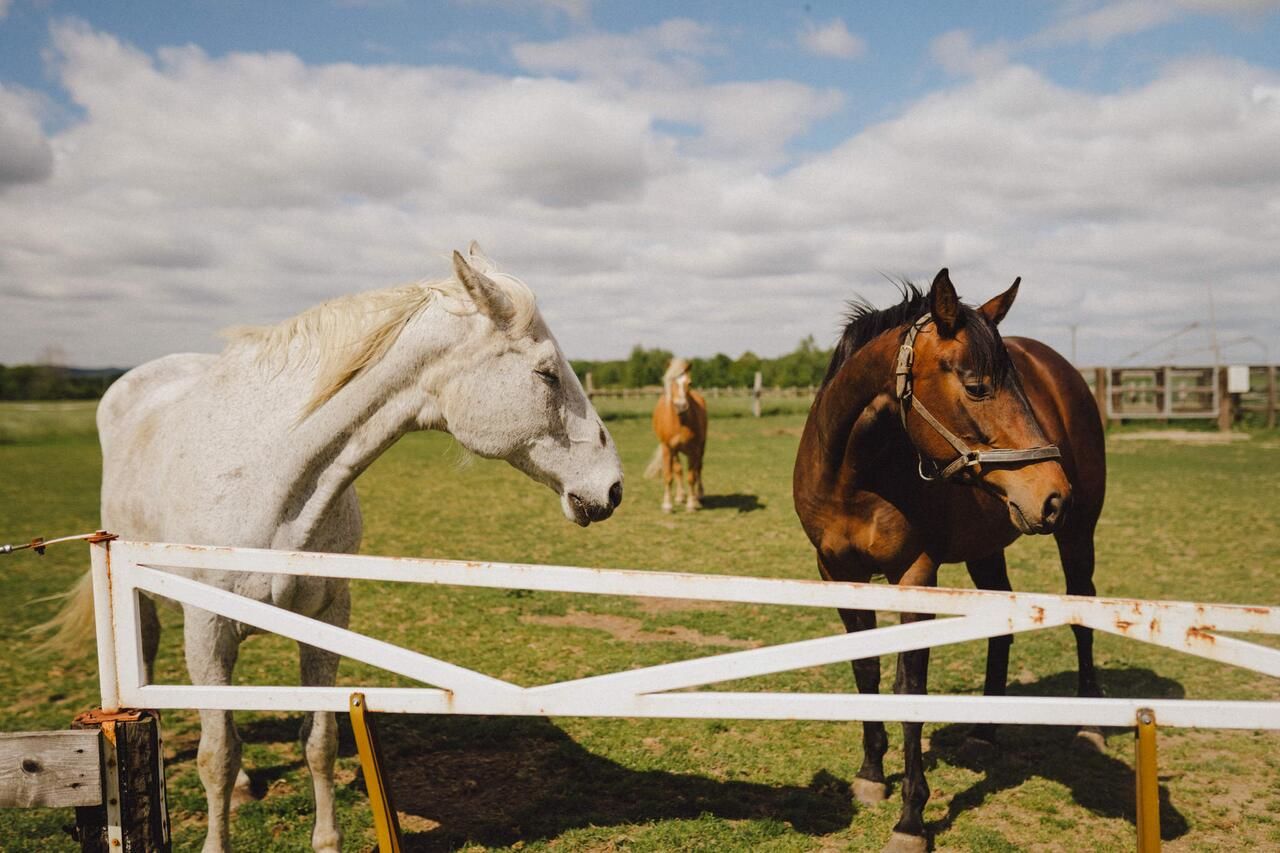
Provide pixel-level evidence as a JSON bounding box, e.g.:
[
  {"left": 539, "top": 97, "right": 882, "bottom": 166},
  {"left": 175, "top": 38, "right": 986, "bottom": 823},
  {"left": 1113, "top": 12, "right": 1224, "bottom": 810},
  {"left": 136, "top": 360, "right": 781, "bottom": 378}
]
[
  {"left": 792, "top": 269, "right": 1106, "bottom": 853},
  {"left": 646, "top": 357, "right": 708, "bottom": 512}
]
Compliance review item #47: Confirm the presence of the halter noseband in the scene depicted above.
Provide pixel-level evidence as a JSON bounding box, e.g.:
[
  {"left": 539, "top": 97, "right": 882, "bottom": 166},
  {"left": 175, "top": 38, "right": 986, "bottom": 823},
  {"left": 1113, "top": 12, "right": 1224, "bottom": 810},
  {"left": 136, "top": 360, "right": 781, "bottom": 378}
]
[{"left": 894, "top": 313, "right": 1061, "bottom": 482}]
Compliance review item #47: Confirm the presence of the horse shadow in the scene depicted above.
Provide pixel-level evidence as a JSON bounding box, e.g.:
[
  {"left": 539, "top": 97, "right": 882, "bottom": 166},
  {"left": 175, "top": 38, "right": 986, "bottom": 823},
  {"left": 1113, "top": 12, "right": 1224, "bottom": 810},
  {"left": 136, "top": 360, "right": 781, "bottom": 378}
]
[
  {"left": 229, "top": 714, "right": 853, "bottom": 849},
  {"left": 698, "top": 493, "right": 765, "bottom": 513},
  {"left": 923, "top": 667, "right": 1190, "bottom": 842}
]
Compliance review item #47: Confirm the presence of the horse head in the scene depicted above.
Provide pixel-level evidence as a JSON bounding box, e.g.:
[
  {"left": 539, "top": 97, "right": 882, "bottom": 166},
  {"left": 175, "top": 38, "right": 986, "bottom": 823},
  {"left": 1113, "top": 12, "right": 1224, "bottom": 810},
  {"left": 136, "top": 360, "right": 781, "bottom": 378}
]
[
  {"left": 664, "top": 358, "right": 692, "bottom": 413},
  {"left": 433, "top": 244, "right": 623, "bottom": 526},
  {"left": 898, "top": 269, "right": 1071, "bottom": 534}
]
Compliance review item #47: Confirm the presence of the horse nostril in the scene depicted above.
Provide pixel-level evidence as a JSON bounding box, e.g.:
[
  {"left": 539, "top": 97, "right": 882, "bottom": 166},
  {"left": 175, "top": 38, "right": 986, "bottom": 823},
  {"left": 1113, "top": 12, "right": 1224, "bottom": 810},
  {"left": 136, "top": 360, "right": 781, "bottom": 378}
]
[
  {"left": 1043, "top": 492, "right": 1064, "bottom": 527},
  {"left": 608, "top": 480, "right": 623, "bottom": 508}
]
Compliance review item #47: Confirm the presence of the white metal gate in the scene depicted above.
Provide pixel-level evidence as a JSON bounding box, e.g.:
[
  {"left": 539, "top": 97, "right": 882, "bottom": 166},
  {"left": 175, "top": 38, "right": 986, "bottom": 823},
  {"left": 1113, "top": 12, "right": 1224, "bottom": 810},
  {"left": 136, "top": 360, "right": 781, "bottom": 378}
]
[{"left": 90, "top": 539, "right": 1280, "bottom": 729}]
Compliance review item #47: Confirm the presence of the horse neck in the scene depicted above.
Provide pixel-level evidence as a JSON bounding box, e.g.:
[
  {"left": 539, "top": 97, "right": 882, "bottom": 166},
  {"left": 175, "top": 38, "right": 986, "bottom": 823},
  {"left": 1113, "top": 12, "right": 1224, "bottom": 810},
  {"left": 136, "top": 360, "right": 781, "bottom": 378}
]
[
  {"left": 263, "top": 304, "right": 463, "bottom": 547},
  {"left": 809, "top": 332, "right": 901, "bottom": 485}
]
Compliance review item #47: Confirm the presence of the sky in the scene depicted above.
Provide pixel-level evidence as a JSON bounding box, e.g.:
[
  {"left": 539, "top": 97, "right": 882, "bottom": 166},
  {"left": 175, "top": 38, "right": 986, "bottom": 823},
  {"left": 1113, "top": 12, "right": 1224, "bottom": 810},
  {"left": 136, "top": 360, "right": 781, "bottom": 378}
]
[{"left": 1, "top": 1, "right": 1278, "bottom": 369}]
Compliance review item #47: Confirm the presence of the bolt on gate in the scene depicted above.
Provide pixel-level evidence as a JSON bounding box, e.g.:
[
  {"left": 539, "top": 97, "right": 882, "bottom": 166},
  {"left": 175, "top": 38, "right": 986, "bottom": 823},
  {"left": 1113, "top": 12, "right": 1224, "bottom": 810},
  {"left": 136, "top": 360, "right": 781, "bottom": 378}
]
[{"left": 89, "top": 538, "right": 1280, "bottom": 852}]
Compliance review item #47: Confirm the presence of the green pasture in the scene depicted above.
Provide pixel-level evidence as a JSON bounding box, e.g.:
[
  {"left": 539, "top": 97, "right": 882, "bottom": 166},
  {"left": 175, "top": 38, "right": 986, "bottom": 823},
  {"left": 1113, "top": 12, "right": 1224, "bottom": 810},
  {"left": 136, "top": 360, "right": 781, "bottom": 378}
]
[{"left": 1, "top": 399, "right": 1278, "bottom": 852}]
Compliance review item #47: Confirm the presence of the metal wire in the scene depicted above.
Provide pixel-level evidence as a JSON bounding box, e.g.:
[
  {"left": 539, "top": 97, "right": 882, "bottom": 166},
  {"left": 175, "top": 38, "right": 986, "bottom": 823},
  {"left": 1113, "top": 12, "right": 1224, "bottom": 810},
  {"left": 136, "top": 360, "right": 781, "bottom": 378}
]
[{"left": 0, "top": 530, "right": 116, "bottom": 556}]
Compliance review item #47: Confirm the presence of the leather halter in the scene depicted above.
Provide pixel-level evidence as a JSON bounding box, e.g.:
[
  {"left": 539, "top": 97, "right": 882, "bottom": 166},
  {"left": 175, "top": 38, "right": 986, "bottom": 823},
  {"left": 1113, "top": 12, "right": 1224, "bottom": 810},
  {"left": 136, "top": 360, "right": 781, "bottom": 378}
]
[{"left": 894, "top": 313, "right": 1061, "bottom": 482}]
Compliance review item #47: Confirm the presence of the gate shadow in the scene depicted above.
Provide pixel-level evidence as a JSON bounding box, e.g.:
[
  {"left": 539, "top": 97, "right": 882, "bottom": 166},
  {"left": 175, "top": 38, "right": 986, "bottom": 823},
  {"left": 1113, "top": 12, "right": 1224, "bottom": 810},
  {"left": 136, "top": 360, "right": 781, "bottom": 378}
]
[
  {"left": 924, "top": 667, "right": 1190, "bottom": 842},
  {"left": 359, "top": 714, "right": 852, "bottom": 850}
]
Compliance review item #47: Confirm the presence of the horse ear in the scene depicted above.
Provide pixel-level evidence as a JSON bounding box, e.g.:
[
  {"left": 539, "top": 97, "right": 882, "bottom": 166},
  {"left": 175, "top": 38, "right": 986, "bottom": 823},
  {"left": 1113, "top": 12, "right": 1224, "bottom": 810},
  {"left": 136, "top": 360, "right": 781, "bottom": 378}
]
[
  {"left": 929, "top": 268, "right": 961, "bottom": 336},
  {"left": 978, "top": 277, "right": 1020, "bottom": 326},
  {"left": 467, "top": 241, "right": 494, "bottom": 272},
  {"left": 453, "top": 250, "right": 513, "bottom": 329}
]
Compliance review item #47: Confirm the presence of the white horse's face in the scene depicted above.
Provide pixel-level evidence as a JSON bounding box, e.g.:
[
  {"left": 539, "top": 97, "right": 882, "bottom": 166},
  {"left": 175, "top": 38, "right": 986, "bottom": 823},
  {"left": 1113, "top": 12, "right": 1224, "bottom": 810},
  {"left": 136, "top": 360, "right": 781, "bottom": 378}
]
[{"left": 436, "top": 250, "right": 623, "bottom": 526}]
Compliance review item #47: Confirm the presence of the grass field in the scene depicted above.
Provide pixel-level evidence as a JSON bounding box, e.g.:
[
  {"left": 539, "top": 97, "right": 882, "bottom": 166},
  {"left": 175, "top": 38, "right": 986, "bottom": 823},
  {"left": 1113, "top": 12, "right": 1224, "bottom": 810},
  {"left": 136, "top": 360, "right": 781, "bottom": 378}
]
[{"left": 1, "top": 399, "right": 1278, "bottom": 852}]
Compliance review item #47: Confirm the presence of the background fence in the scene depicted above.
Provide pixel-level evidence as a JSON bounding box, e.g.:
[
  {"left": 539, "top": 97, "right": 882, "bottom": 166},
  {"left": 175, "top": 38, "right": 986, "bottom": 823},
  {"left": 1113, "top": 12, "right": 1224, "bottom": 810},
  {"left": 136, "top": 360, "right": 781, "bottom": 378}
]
[{"left": 586, "top": 365, "right": 1279, "bottom": 428}]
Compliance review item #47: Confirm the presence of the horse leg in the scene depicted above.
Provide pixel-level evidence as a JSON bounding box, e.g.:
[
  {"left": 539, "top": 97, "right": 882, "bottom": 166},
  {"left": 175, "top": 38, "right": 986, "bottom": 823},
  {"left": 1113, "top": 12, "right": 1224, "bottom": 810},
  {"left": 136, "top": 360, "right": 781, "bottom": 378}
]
[
  {"left": 837, "top": 607, "right": 889, "bottom": 805},
  {"left": 140, "top": 594, "right": 161, "bottom": 684},
  {"left": 671, "top": 452, "right": 686, "bottom": 507},
  {"left": 1057, "top": 521, "right": 1106, "bottom": 750},
  {"left": 184, "top": 608, "right": 243, "bottom": 853},
  {"left": 886, "top": 558, "right": 937, "bottom": 853},
  {"left": 298, "top": 584, "right": 349, "bottom": 853},
  {"left": 965, "top": 551, "right": 1013, "bottom": 745},
  {"left": 660, "top": 445, "right": 674, "bottom": 512},
  {"left": 685, "top": 446, "right": 703, "bottom": 511}
]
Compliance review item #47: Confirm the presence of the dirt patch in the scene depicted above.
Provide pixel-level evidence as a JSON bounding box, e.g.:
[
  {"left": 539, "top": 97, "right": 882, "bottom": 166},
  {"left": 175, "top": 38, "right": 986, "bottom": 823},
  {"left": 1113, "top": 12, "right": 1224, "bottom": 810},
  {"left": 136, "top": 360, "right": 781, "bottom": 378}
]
[
  {"left": 631, "top": 597, "right": 728, "bottom": 615},
  {"left": 1113, "top": 430, "right": 1250, "bottom": 444},
  {"left": 520, "top": 611, "right": 759, "bottom": 648}
]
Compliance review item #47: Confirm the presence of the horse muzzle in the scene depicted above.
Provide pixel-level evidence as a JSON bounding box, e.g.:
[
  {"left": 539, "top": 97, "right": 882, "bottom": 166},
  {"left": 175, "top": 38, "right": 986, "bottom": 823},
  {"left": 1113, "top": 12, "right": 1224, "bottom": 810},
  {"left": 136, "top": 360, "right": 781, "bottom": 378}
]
[
  {"left": 565, "top": 480, "right": 624, "bottom": 526},
  {"left": 1007, "top": 489, "right": 1070, "bottom": 535}
]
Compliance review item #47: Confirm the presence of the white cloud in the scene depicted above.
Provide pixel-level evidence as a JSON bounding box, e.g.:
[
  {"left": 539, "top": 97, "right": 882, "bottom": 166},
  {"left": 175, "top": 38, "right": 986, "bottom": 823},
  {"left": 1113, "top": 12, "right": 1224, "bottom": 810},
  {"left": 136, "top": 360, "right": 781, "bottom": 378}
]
[
  {"left": 930, "top": 30, "right": 1012, "bottom": 77},
  {"left": 0, "top": 84, "right": 53, "bottom": 186},
  {"left": 1034, "top": 0, "right": 1280, "bottom": 47},
  {"left": 512, "top": 18, "right": 716, "bottom": 88},
  {"left": 0, "top": 19, "right": 1277, "bottom": 370},
  {"left": 798, "top": 19, "right": 866, "bottom": 60}
]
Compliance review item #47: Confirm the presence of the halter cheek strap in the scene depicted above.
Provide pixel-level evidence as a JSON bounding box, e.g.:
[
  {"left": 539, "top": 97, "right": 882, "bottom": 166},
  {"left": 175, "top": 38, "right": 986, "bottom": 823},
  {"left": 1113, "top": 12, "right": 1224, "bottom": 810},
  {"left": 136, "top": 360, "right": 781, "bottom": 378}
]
[{"left": 895, "top": 313, "right": 1061, "bottom": 482}]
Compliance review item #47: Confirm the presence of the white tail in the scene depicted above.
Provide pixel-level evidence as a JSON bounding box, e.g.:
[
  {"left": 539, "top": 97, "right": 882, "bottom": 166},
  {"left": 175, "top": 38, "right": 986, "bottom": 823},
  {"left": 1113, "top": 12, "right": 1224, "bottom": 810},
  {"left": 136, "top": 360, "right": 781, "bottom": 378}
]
[
  {"left": 644, "top": 444, "right": 664, "bottom": 479},
  {"left": 29, "top": 572, "right": 97, "bottom": 657}
]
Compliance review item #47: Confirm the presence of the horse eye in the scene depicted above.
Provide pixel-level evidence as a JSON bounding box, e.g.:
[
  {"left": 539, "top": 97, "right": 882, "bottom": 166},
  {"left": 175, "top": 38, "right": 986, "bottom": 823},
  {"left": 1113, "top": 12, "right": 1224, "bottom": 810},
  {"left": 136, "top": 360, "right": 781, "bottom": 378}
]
[
  {"left": 965, "top": 382, "right": 991, "bottom": 398},
  {"left": 536, "top": 368, "right": 560, "bottom": 387}
]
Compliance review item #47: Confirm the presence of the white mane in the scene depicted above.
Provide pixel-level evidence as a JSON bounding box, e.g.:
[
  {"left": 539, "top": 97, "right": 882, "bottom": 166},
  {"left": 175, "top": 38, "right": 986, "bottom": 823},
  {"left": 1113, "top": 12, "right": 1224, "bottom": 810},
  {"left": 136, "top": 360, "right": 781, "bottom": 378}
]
[{"left": 225, "top": 255, "right": 538, "bottom": 418}]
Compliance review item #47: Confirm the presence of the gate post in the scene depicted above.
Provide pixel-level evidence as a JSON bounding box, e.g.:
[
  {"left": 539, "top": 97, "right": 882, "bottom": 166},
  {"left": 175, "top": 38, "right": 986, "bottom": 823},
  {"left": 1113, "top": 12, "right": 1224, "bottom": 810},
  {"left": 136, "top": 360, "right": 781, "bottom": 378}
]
[
  {"left": 350, "top": 693, "right": 402, "bottom": 853},
  {"left": 72, "top": 709, "right": 170, "bottom": 852},
  {"left": 1134, "top": 708, "right": 1160, "bottom": 853}
]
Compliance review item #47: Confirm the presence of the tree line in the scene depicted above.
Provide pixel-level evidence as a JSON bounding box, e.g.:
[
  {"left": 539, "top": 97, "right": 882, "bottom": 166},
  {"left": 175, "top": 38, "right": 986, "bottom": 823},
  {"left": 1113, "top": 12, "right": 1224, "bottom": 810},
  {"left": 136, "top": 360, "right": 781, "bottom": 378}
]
[
  {"left": 2, "top": 336, "right": 835, "bottom": 401},
  {"left": 570, "top": 336, "right": 834, "bottom": 389},
  {"left": 0, "top": 365, "right": 126, "bottom": 401}
]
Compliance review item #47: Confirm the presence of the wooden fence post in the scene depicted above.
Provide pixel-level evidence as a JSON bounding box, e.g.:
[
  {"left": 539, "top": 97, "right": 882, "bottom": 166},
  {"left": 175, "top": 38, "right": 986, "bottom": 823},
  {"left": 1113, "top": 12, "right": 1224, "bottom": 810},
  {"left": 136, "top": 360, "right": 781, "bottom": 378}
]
[
  {"left": 584, "top": 371, "right": 594, "bottom": 402},
  {"left": 1093, "top": 367, "right": 1108, "bottom": 430},
  {"left": 72, "top": 709, "right": 170, "bottom": 853},
  {"left": 1217, "top": 367, "right": 1233, "bottom": 432},
  {"left": 1268, "top": 365, "right": 1276, "bottom": 430},
  {"left": 752, "top": 372, "right": 762, "bottom": 418}
]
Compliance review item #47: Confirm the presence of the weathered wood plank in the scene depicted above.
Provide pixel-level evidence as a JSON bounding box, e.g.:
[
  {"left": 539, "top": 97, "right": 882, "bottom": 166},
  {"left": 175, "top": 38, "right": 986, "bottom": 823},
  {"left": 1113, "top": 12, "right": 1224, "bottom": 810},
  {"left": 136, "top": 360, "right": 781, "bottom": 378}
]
[{"left": 0, "top": 730, "right": 102, "bottom": 808}]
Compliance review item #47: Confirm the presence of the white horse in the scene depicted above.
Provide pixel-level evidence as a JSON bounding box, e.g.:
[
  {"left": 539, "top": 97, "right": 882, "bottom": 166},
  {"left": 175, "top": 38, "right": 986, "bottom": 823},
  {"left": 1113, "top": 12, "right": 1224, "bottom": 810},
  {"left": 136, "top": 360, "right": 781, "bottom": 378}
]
[{"left": 46, "top": 244, "right": 623, "bottom": 852}]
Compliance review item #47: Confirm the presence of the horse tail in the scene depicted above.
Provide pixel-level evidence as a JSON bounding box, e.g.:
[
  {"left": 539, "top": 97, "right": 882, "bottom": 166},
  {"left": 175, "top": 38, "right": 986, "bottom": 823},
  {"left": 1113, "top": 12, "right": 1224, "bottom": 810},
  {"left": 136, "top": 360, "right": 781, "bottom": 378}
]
[
  {"left": 28, "top": 572, "right": 97, "bottom": 657},
  {"left": 643, "top": 444, "right": 664, "bottom": 479}
]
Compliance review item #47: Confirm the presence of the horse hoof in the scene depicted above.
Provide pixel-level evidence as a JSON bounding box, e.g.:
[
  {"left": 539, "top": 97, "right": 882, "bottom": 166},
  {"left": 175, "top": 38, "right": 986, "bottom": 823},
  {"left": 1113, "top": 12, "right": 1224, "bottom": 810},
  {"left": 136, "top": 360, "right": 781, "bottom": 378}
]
[
  {"left": 882, "top": 831, "right": 928, "bottom": 853},
  {"left": 1073, "top": 726, "right": 1106, "bottom": 752},
  {"left": 853, "top": 777, "right": 888, "bottom": 805},
  {"left": 661, "top": 503, "right": 673, "bottom": 513},
  {"left": 230, "top": 770, "right": 255, "bottom": 809}
]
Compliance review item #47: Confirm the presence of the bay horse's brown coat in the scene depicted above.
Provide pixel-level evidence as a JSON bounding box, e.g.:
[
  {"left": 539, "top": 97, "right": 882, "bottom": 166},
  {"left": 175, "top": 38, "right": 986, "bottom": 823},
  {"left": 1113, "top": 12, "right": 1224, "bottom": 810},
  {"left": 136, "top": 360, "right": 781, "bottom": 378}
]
[{"left": 793, "top": 270, "right": 1105, "bottom": 852}]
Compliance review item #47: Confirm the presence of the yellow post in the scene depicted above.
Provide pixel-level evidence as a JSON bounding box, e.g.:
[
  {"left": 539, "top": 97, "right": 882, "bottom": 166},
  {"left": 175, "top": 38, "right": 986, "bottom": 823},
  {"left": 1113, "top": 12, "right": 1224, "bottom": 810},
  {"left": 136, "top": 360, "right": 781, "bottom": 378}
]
[
  {"left": 1135, "top": 707, "right": 1160, "bottom": 853},
  {"left": 350, "top": 693, "right": 402, "bottom": 853}
]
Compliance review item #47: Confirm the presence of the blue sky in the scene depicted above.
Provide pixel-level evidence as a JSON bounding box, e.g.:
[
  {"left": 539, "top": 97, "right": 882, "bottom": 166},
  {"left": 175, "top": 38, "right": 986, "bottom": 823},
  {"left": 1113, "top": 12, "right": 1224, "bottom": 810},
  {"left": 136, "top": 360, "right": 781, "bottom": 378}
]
[{"left": 1, "top": 0, "right": 1278, "bottom": 367}]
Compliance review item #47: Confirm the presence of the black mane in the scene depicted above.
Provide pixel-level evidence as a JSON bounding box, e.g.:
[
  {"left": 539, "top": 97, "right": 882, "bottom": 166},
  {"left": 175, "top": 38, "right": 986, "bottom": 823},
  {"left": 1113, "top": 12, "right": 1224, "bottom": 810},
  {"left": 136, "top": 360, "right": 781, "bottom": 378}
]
[{"left": 820, "top": 280, "right": 1011, "bottom": 390}]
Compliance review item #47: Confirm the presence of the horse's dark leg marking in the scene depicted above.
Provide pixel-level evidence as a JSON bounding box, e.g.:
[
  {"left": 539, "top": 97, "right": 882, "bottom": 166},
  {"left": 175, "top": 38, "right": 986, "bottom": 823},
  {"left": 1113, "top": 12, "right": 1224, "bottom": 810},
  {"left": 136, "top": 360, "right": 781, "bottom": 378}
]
[
  {"left": 966, "top": 550, "right": 1013, "bottom": 744},
  {"left": 837, "top": 606, "right": 889, "bottom": 803},
  {"left": 1057, "top": 524, "right": 1102, "bottom": 699},
  {"left": 891, "top": 611, "right": 934, "bottom": 846}
]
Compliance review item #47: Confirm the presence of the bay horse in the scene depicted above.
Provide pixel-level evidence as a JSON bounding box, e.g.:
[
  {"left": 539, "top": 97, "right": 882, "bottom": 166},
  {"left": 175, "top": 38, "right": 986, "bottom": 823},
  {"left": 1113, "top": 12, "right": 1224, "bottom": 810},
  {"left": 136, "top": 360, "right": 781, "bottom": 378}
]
[
  {"left": 44, "top": 244, "right": 624, "bottom": 852},
  {"left": 792, "top": 269, "right": 1105, "bottom": 853},
  {"left": 645, "top": 357, "right": 708, "bottom": 511}
]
